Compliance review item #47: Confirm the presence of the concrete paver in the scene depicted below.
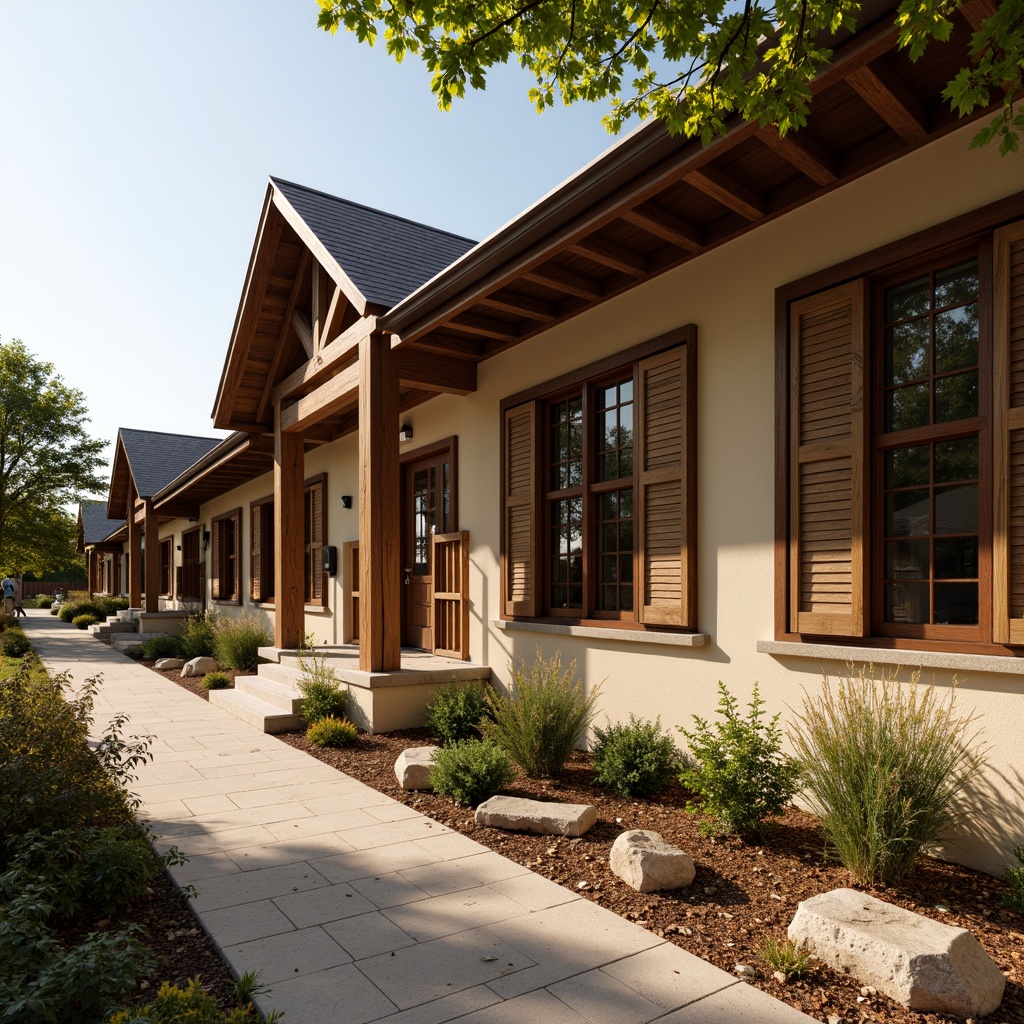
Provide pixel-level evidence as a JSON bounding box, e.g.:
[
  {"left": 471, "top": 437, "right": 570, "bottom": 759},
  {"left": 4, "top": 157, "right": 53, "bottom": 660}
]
[{"left": 27, "top": 610, "right": 819, "bottom": 1024}]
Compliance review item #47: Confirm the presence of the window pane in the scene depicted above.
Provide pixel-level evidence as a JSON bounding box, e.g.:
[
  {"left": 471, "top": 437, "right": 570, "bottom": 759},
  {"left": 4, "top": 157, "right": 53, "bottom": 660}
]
[
  {"left": 596, "top": 486, "right": 633, "bottom": 612},
  {"left": 886, "top": 539, "right": 928, "bottom": 580},
  {"left": 887, "top": 320, "right": 929, "bottom": 384},
  {"left": 935, "top": 370, "right": 978, "bottom": 422},
  {"left": 887, "top": 276, "right": 930, "bottom": 320},
  {"left": 886, "top": 581, "right": 929, "bottom": 623},
  {"left": 934, "top": 304, "right": 978, "bottom": 374},
  {"left": 935, "top": 484, "right": 977, "bottom": 535},
  {"left": 888, "top": 489, "right": 930, "bottom": 536},
  {"left": 935, "top": 261, "right": 979, "bottom": 308},
  {"left": 934, "top": 583, "right": 978, "bottom": 625},
  {"left": 934, "top": 437, "right": 978, "bottom": 484},
  {"left": 935, "top": 537, "right": 978, "bottom": 579},
  {"left": 887, "top": 383, "right": 930, "bottom": 431},
  {"left": 549, "top": 397, "right": 583, "bottom": 490},
  {"left": 886, "top": 445, "right": 929, "bottom": 488},
  {"left": 595, "top": 377, "right": 633, "bottom": 483}
]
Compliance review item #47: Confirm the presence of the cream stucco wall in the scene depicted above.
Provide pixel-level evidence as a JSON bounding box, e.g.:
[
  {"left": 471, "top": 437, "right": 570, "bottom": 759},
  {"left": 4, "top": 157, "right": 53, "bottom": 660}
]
[{"left": 389, "top": 121, "right": 1024, "bottom": 874}]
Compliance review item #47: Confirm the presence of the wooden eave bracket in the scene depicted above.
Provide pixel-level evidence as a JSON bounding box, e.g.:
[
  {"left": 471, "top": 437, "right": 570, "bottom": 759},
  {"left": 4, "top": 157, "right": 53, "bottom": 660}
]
[
  {"left": 757, "top": 126, "right": 837, "bottom": 186},
  {"left": 847, "top": 61, "right": 928, "bottom": 145},
  {"left": 686, "top": 166, "right": 766, "bottom": 220}
]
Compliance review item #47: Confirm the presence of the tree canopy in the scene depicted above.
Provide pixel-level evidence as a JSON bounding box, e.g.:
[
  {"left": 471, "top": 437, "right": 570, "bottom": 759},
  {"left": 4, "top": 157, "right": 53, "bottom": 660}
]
[
  {"left": 317, "top": 0, "right": 1024, "bottom": 153},
  {"left": 0, "top": 339, "right": 106, "bottom": 577}
]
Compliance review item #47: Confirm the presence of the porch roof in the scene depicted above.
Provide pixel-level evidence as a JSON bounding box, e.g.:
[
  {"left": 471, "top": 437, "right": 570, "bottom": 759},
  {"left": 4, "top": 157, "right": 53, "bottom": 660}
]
[{"left": 76, "top": 500, "right": 125, "bottom": 553}]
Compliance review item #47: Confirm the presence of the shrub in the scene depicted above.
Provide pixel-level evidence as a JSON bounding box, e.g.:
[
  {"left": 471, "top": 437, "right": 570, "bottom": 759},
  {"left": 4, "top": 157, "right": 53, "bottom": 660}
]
[
  {"left": 430, "top": 739, "right": 517, "bottom": 806},
  {"left": 790, "top": 669, "right": 986, "bottom": 886},
  {"left": 73, "top": 613, "right": 100, "bottom": 630},
  {"left": 123, "top": 644, "right": 145, "bottom": 661},
  {"left": 426, "top": 681, "right": 490, "bottom": 745},
  {"left": 67, "top": 590, "right": 91, "bottom": 604},
  {"left": 306, "top": 715, "right": 359, "bottom": 747},
  {"left": 483, "top": 649, "right": 600, "bottom": 777},
  {"left": 34, "top": 595, "right": 53, "bottom": 608},
  {"left": 202, "top": 672, "right": 232, "bottom": 691},
  {"left": 107, "top": 976, "right": 265, "bottom": 1023},
  {"left": 95, "top": 596, "right": 129, "bottom": 616},
  {"left": 1, "top": 626, "right": 32, "bottom": 658},
  {"left": 178, "top": 612, "right": 217, "bottom": 660},
  {"left": 757, "top": 937, "right": 813, "bottom": 980},
  {"left": 140, "top": 635, "right": 184, "bottom": 660},
  {"left": 678, "top": 681, "right": 800, "bottom": 837},
  {"left": 213, "top": 611, "right": 270, "bottom": 671},
  {"left": 1002, "top": 846, "right": 1024, "bottom": 913},
  {"left": 297, "top": 634, "right": 348, "bottom": 722},
  {"left": 59, "top": 600, "right": 103, "bottom": 623},
  {"left": 592, "top": 715, "right": 680, "bottom": 797}
]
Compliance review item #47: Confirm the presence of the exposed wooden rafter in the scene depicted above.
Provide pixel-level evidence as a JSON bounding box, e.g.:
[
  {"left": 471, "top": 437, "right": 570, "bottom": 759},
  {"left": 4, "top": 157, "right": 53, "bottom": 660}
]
[
  {"left": 848, "top": 60, "right": 929, "bottom": 144},
  {"left": 447, "top": 312, "right": 520, "bottom": 342},
  {"left": 523, "top": 265, "right": 604, "bottom": 300},
  {"left": 293, "top": 309, "right": 315, "bottom": 359},
  {"left": 394, "top": 348, "right": 477, "bottom": 395},
  {"left": 478, "top": 291, "right": 558, "bottom": 322},
  {"left": 621, "top": 204, "right": 704, "bottom": 252},
  {"left": 257, "top": 248, "right": 311, "bottom": 424},
  {"left": 568, "top": 237, "right": 647, "bottom": 276},
  {"left": 686, "top": 167, "right": 766, "bottom": 221},
  {"left": 757, "top": 126, "right": 838, "bottom": 186},
  {"left": 959, "top": 0, "right": 997, "bottom": 31}
]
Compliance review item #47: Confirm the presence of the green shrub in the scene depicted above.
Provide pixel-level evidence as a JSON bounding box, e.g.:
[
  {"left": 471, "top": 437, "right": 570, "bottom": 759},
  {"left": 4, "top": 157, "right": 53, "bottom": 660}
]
[
  {"left": 592, "top": 715, "right": 680, "bottom": 797},
  {"left": 426, "top": 681, "right": 490, "bottom": 745},
  {"left": 202, "top": 672, "right": 232, "bottom": 691},
  {"left": 297, "top": 634, "right": 348, "bottom": 722},
  {"left": 178, "top": 612, "right": 217, "bottom": 660},
  {"left": 95, "top": 596, "right": 129, "bottom": 616},
  {"left": 1, "top": 626, "right": 32, "bottom": 658},
  {"left": 34, "top": 595, "right": 53, "bottom": 609},
  {"left": 140, "top": 635, "right": 184, "bottom": 660},
  {"left": 58, "top": 600, "right": 107, "bottom": 623},
  {"left": 107, "top": 976, "right": 265, "bottom": 1023},
  {"left": 73, "top": 613, "right": 100, "bottom": 630},
  {"left": 790, "top": 669, "right": 986, "bottom": 886},
  {"left": 483, "top": 649, "right": 600, "bottom": 777},
  {"left": 1002, "top": 846, "right": 1024, "bottom": 913},
  {"left": 430, "top": 738, "right": 517, "bottom": 806},
  {"left": 757, "top": 937, "right": 812, "bottom": 980},
  {"left": 306, "top": 715, "right": 359, "bottom": 747},
  {"left": 678, "top": 681, "right": 800, "bottom": 837},
  {"left": 213, "top": 611, "right": 270, "bottom": 671},
  {"left": 123, "top": 644, "right": 145, "bottom": 661}
]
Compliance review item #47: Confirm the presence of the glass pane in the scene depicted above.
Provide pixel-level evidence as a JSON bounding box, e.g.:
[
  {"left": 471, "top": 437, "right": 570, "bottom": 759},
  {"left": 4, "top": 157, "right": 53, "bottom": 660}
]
[
  {"left": 886, "top": 445, "right": 929, "bottom": 489},
  {"left": 887, "top": 489, "right": 930, "bottom": 536},
  {"left": 935, "top": 261, "right": 979, "bottom": 308},
  {"left": 602, "top": 523, "right": 617, "bottom": 551},
  {"left": 934, "top": 437, "right": 978, "bottom": 484},
  {"left": 887, "top": 320, "right": 929, "bottom": 384},
  {"left": 935, "top": 583, "right": 978, "bottom": 625},
  {"left": 620, "top": 379, "right": 633, "bottom": 403},
  {"left": 601, "top": 554, "right": 617, "bottom": 583},
  {"left": 935, "top": 485, "right": 977, "bottom": 534},
  {"left": 934, "top": 304, "right": 978, "bottom": 374},
  {"left": 887, "top": 383, "right": 930, "bottom": 431},
  {"left": 886, "top": 539, "right": 929, "bottom": 580},
  {"left": 600, "top": 385, "right": 618, "bottom": 409},
  {"left": 620, "top": 554, "right": 633, "bottom": 583},
  {"left": 935, "top": 370, "right": 978, "bottom": 422},
  {"left": 620, "top": 519, "right": 633, "bottom": 551},
  {"left": 935, "top": 537, "right": 978, "bottom": 579},
  {"left": 887, "top": 276, "right": 929, "bottom": 321},
  {"left": 620, "top": 586, "right": 633, "bottom": 611},
  {"left": 620, "top": 489, "right": 633, "bottom": 518},
  {"left": 886, "top": 581, "right": 929, "bottom": 624},
  {"left": 602, "top": 491, "right": 617, "bottom": 519}
]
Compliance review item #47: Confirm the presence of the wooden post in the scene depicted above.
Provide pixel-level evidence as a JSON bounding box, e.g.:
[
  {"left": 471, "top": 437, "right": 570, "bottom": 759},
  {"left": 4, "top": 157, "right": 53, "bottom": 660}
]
[
  {"left": 275, "top": 404, "right": 304, "bottom": 649},
  {"left": 143, "top": 501, "right": 160, "bottom": 613},
  {"left": 128, "top": 501, "right": 142, "bottom": 608},
  {"left": 85, "top": 548, "right": 95, "bottom": 598},
  {"left": 359, "top": 332, "right": 401, "bottom": 671}
]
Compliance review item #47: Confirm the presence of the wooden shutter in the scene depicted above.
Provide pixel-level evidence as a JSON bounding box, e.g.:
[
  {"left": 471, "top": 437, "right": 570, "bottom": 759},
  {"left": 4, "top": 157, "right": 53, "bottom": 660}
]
[
  {"left": 994, "top": 220, "right": 1024, "bottom": 642},
  {"left": 231, "top": 513, "right": 241, "bottom": 603},
  {"left": 251, "top": 504, "right": 262, "bottom": 602},
  {"left": 636, "top": 346, "right": 694, "bottom": 627},
  {"left": 788, "top": 279, "right": 867, "bottom": 636},
  {"left": 502, "top": 402, "right": 539, "bottom": 617},
  {"left": 308, "top": 482, "right": 324, "bottom": 605},
  {"left": 211, "top": 520, "right": 222, "bottom": 600},
  {"left": 433, "top": 531, "right": 469, "bottom": 659}
]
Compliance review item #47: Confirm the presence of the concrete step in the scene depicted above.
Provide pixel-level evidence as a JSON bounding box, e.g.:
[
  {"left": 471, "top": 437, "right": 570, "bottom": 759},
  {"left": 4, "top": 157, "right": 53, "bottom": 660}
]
[
  {"left": 208, "top": 688, "right": 305, "bottom": 734},
  {"left": 103, "top": 620, "right": 138, "bottom": 633},
  {"left": 254, "top": 660, "right": 308, "bottom": 687},
  {"left": 235, "top": 673, "right": 304, "bottom": 714}
]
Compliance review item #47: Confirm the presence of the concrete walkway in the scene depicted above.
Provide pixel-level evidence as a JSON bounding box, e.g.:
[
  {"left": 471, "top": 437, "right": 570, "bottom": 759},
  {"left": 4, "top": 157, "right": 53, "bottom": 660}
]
[{"left": 26, "top": 610, "right": 816, "bottom": 1024}]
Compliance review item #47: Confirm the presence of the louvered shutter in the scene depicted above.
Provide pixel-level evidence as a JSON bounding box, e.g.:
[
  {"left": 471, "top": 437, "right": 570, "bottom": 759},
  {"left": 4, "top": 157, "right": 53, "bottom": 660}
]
[
  {"left": 211, "top": 520, "right": 222, "bottom": 600},
  {"left": 503, "top": 402, "right": 539, "bottom": 617},
  {"left": 993, "top": 221, "right": 1024, "bottom": 642},
  {"left": 636, "top": 347, "right": 693, "bottom": 627},
  {"left": 251, "top": 504, "right": 262, "bottom": 602},
  {"left": 788, "top": 279, "right": 867, "bottom": 636},
  {"left": 231, "top": 513, "right": 241, "bottom": 603},
  {"left": 309, "top": 482, "right": 324, "bottom": 605}
]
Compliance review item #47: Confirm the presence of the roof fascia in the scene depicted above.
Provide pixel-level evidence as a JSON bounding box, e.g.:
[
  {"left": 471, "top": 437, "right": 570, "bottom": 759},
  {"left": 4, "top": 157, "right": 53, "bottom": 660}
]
[{"left": 151, "top": 431, "right": 257, "bottom": 509}]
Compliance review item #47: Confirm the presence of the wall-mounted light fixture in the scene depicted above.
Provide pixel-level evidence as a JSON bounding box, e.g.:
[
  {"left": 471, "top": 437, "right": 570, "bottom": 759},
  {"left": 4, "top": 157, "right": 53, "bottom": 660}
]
[
  {"left": 399, "top": 422, "right": 414, "bottom": 443},
  {"left": 341, "top": 495, "right": 352, "bottom": 509},
  {"left": 201, "top": 530, "right": 211, "bottom": 553},
  {"left": 176, "top": 544, "right": 182, "bottom": 552}
]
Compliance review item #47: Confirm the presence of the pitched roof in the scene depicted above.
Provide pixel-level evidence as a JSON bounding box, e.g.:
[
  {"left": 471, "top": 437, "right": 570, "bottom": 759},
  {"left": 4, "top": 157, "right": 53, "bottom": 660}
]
[
  {"left": 271, "top": 177, "right": 477, "bottom": 309},
  {"left": 78, "top": 500, "right": 124, "bottom": 546},
  {"left": 117, "top": 428, "right": 223, "bottom": 499}
]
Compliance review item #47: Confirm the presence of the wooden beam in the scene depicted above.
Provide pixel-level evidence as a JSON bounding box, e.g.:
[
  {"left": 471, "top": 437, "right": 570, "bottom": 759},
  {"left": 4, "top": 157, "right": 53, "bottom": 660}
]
[
  {"left": 847, "top": 61, "right": 929, "bottom": 145},
  {"left": 568, "top": 237, "right": 647, "bottom": 276},
  {"left": 128, "top": 499, "right": 142, "bottom": 608},
  {"left": 393, "top": 347, "right": 477, "bottom": 395},
  {"left": 311, "top": 263, "right": 325, "bottom": 352},
  {"left": 293, "top": 308, "right": 314, "bottom": 360},
  {"left": 621, "top": 204, "right": 704, "bottom": 252},
  {"left": 523, "top": 264, "right": 604, "bottom": 300},
  {"left": 410, "top": 332, "right": 486, "bottom": 359},
  {"left": 280, "top": 362, "right": 360, "bottom": 434},
  {"left": 359, "top": 334, "right": 401, "bottom": 671},
  {"left": 271, "top": 315, "right": 377, "bottom": 404},
  {"left": 257, "top": 250, "right": 311, "bottom": 423},
  {"left": 478, "top": 291, "right": 557, "bottom": 322},
  {"left": 758, "top": 126, "right": 837, "bottom": 186},
  {"left": 959, "top": 0, "right": 996, "bottom": 31},
  {"left": 143, "top": 501, "right": 160, "bottom": 614},
  {"left": 274, "top": 407, "right": 304, "bottom": 649},
  {"left": 686, "top": 166, "right": 766, "bottom": 220},
  {"left": 446, "top": 312, "right": 520, "bottom": 342},
  {"left": 322, "top": 282, "right": 345, "bottom": 349}
]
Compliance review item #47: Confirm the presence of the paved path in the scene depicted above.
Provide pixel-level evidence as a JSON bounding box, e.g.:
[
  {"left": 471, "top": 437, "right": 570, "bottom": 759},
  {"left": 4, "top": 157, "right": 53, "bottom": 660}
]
[{"left": 26, "top": 610, "right": 816, "bottom": 1024}]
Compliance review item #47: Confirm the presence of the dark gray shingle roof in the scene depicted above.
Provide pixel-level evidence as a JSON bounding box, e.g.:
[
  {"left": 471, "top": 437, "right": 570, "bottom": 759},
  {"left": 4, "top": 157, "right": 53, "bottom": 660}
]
[
  {"left": 118, "top": 428, "right": 222, "bottom": 499},
  {"left": 80, "top": 500, "right": 124, "bottom": 544},
  {"left": 271, "top": 177, "right": 477, "bottom": 309}
]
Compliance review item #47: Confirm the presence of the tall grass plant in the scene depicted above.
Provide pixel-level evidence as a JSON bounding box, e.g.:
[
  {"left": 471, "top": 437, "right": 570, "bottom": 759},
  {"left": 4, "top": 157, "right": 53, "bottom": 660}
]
[{"left": 213, "top": 612, "right": 271, "bottom": 671}]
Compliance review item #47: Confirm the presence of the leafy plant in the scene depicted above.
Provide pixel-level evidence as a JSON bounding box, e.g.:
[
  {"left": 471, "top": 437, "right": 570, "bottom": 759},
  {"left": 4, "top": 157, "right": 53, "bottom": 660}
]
[
  {"left": 1, "top": 626, "right": 31, "bottom": 657},
  {"left": 107, "top": 976, "right": 264, "bottom": 1023},
  {"left": 426, "top": 681, "right": 489, "bottom": 745},
  {"left": 95, "top": 596, "right": 129, "bottom": 617},
  {"left": 73, "top": 613, "right": 99, "bottom": 630},
  {"left": 1002, "top": 846, "right": 1024, "bottom": 913},
  {"left": 790, "top": 668, "right": 986, "bottom": 886},
  {"left": 140, "top": 635, "right": 184, "bottom": 661},
  {"left": 592, "top": 714, "right": 680, "bottom": 797},
  {"left": 34, "top": 595, "right": 53, "bottom": 609},
  {"left": 201, "top": 672, "right": 232, "bottom": 691},
  {"left": 483, "top": 648, "right": 600, "bottom": 777},
  {"left": 58, "top": 600, "right": 106, "bottom": 623},
  {"left": 232, "top": 969, "right": 269, "bottom": 1007},
  {"left": 678, "top": 681, "right": 800, "bottom": 837},
  {"left": 212, "top": 612, "right": 270, "bottom": 671},
  {"left": 430, "top": 738, "right": 516, "bottom": 806},
  {"left": 178, "top": 612, "right": 217, "bottom": 660},
  {"left": 306, "top": 715, "right": 358, "bottom": 747},
  {"left": 757, "top": 936, "right": 813, "bottom": 980},
  {"left": 123, "top": 644, "right": 145, "bottom": 661},
  {"left": 297, "top": 633, "right": 348, "bottom": 722}
]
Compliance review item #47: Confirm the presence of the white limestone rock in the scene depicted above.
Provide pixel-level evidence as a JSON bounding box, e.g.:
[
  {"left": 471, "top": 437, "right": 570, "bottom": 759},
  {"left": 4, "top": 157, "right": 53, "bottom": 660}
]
[
  {"left": 475, "top": 796, "right": 597, "bottom": 837},
  {"left": 395, "top": 746, "right": 439, "bottom": 790},
  {"left": 155, "top": 658, "right": 185, "bottom": 670},
  {"left": 788, "top": 888, "right": 1005, "bottom": 1017},
  {"left": 609, "top": 829, "right": 696, "bottom": 892},
  {"left": 182, "top": 656, "right": 220, "bottom": 677}
]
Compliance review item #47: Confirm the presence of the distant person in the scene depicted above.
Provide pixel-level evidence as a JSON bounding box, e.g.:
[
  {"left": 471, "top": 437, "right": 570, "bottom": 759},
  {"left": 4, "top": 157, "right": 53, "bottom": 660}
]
[
  {"left": 12, "top": 576, "right": 26, "bottom": 617},
  {"left": 1, "top": 576, "right": 15, "bottom": 617}
]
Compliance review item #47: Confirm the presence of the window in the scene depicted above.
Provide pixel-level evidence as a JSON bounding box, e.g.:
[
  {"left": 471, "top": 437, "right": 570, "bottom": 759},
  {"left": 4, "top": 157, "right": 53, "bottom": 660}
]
[
  {"left": 211, "top": 508, "right": 241, "bottom": 603},
  {"left": 250, "top": 496, "right": 275, "bottom": 604},
  {"left": 304, "top": 475, "right": 327, "bottom": 607},
  {"left": 501, "top": 328, "right": 697, "bottom": 629},
  {"left": 159, "top": 538, "right": 173, "bottom": 598}
]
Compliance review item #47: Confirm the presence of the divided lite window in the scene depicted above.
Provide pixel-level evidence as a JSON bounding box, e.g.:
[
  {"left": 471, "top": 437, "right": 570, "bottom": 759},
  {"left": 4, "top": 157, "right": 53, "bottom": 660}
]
[
  {"left": 211, "top": 508, "right": 241, "bottom": 604},
  {"left": 250, "top": 496, "right": 275, "bottom": 604},
  {"left": 304, "top": 475, "right": 327, "bottom": 607},
  {"left": 502, "top": 328, "right": 697, "bottom": 629}
]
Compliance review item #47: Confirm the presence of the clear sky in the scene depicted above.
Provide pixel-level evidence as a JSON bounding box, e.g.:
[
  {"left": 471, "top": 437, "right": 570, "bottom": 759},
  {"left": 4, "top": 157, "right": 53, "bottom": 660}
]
[{"left": 0, "top": 1, "right": 621, "bottom": 487}]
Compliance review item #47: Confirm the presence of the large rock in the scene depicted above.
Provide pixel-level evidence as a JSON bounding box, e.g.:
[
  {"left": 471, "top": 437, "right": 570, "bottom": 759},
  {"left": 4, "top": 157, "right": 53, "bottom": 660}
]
[
  {"left": 182, "top": 656, "right": 220, "bottom": 677},
  {"left": 475, "top": 796, "right": 596, "bottom": 837},
  {"left": 609, "top": 830, "right": 695, "bottom": 892},
  {"left": 395, "top": 746, "right": 438, "bottom": 790},
  {"left": 788, "top": 888, "right": 1005, "bottom": 1017},
  {"left": 155, "top": 658, "right": 185, "bottom": 670}
]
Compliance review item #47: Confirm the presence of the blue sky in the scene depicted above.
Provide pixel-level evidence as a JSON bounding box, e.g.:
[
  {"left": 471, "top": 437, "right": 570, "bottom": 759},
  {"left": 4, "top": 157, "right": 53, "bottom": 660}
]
[{"left": 0, "top": 1, "right": 620, "bottom": 483}]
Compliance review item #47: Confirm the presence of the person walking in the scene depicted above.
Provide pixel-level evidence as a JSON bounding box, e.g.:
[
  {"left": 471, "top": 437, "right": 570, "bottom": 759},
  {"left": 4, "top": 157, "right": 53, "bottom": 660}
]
[
  {"left": 12, "top": 576, "right": 26, "bottom": 617},
  {"left": 1, "top": 575, "right": 15, "bottom": 617}
]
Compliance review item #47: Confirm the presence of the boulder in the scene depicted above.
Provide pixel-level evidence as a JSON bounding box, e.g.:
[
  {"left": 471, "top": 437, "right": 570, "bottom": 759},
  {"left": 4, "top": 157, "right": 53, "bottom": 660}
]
[
  {"left": 609, "top": 829, "right": 695, "bottom": 892},
  {"left": 182, "top": 656, "right": 220, "bottom": 677},
  {"left": 474, "top": 796, "right": 596, "bottom": 837},
  {"left": 395, "top": 746, "right": 438, "bottom": 790},
  {"left": 155, "top": 658, "right": 185, "bottom": 670},
  {"left": 788, "top": 888, "right": 1005, "bottom": 1017}
]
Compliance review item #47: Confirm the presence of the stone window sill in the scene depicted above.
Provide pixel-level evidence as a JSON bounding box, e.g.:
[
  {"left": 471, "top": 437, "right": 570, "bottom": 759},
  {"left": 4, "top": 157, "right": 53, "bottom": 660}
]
[
  {"left": 757, "top": 640, "right": 1024, "bottom": 676},
  {"left": 494, "top": 619, "right": 710, "bottom": 648}
]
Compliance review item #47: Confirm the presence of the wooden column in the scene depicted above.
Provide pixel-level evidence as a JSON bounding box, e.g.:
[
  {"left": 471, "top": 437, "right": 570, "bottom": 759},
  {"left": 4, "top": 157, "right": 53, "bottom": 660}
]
[
  {"left": 358, "top": 333, "right": 401, "bottom": 671},
  {"left": 275, "top": 403, "right": 304, "bottom": 648},
  {"left": 128, "top": 502, "right": 142, "bottom": 607},
  {"left": 85, "top": 548, "right": 95, "bottom": 598},
  {"left": 143, "top": 501, "right": 160, "bottom": 613}
]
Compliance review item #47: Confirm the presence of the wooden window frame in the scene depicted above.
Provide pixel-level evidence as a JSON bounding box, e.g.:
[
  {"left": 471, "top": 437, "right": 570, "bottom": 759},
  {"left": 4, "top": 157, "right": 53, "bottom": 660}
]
[
  {"left": 159, "top": 537, "right": 173, "bottom": 598},
  {"left": 250, "top": 494, "right": 275, "bottom": 606},
  {"left": 211, "top": 508, "right": 242, "bottom": 605},
  {"left": 500, "top": 326, "right": 698, "bottom": 632},
  {"left": 304, "top": 474, "right": 328, "bottom": 609},
  {"left": 775, "top": 192, "right": 1024, "bottom": 656}
]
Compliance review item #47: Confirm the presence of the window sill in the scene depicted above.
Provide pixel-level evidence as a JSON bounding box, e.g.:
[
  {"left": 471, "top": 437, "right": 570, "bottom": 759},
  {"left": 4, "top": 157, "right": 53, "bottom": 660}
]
[
  {"left": 212, "top": 599, "right": 242, "bottom": 606},
  {"left": 494, "top": 619, "right": 710, "bottom": 648},
  {"left": 757, "top": 639, "right": 1024, "bottom": 676},
  {"left": 304, "top": 604, "right": 331, "bottom": 614},
  {"left": 254, "top": 602, "right": 275, "bottom": 610}
]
